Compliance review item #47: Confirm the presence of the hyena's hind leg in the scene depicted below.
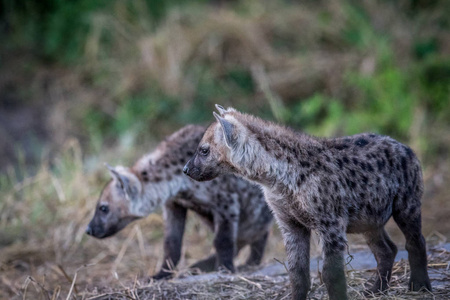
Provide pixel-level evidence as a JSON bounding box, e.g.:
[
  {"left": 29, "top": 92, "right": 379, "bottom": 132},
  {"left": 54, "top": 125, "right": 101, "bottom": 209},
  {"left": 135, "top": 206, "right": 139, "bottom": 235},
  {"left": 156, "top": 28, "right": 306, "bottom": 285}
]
[
  {"left": 393, "top": 196, "right": 431, "bottom": 291},
  {"left": 363, "top": 228, "right": 398, "bottom": 295},
  {"left": 245, "top": 231, "right": 269, "bottom": 266}
]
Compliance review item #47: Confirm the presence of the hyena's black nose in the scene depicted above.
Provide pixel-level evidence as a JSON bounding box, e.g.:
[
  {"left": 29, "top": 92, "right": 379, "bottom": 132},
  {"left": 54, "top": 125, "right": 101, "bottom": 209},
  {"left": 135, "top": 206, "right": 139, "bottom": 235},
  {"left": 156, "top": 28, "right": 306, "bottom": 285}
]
[
  {"left": 183, "top": 165, "right": 189, "bottom": 175},
  {"left": 85, "top": 225, "right": 93, "bottom": 236}
]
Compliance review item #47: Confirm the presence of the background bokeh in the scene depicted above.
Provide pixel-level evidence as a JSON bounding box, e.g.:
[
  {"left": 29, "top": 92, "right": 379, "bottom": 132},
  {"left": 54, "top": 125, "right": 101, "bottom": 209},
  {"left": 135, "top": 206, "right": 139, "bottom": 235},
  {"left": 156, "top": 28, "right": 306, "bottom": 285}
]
[{"left": 1, "top": 0, "right": 449, "bottom": 299}]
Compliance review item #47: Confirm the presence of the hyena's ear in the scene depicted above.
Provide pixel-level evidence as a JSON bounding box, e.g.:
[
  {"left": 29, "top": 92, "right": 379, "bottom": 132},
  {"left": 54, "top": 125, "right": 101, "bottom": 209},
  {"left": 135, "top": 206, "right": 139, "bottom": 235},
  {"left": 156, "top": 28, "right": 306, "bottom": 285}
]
[
  {"left": 215, "top": 104, "right": 236, "bottom": 115},
  {"left": 105, "top": 164, "right": 141, "bottom": 199},
  {"left": 215, "top": 104, "right": 227, "bottom": 116},
  {"left": 213, "top": 112, "right": 236, "bottom": 149}
]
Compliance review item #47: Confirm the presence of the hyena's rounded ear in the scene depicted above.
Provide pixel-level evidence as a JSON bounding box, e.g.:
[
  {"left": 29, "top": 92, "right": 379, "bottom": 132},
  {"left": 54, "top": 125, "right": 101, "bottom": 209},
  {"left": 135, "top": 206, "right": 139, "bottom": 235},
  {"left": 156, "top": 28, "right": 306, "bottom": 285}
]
[
  {"left": 215, "top": 104, "right": 227, "bottom": 116},
  {"left": 213, "top": 112, "right": 236, "bottom": 149},
  {"left": 215, "top": 104, "right": 236, "bottom": 115},
  {"left": 105, "top": 163, "right": 141, "bottom": 199},
  {"left": 105, "top": 163, "right": 128, "bottom": 191}
]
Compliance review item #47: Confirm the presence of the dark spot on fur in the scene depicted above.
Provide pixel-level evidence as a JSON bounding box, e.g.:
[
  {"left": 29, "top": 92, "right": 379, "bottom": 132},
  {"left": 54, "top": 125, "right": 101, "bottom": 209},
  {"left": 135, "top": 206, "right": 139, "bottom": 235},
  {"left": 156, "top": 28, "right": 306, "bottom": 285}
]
[
  {"left": 321, "top": 219, "right": 330, "bottom": 227},
  {"left": 361, "top": 175, "right": 368, "bottom": 185},
  {"left": 384, "top": 148, "right": 393, "bottom": 166},
  {"left": 403, "top": 146, "right": 414, "bottom": 159},
  {"left": 401, "top": 156, "right": 409, "bottom": 183},
  {"left": 367, "top": 163, "right": 374, "bottom": 172},
  {"left": 355, "top": 138, "right": 369, "bottom": 147},
  {"left": 346, "top": 178, "right": 357, "bottom": 189},
  {"left": 334, "top": 144, "right": 349, "bottom": 150},
  {"left": 361, "top": 163, "right": 366, "bottom": 171},
  {"left": 300, "top": 161, "right": 311, "bottom": 168},
  {"left": 333, "top": 182, "right": 339, "bottom": 192},
  {"left": 336, "top": 159, "right": 343, "bottom": 169},
  {"left": 377, "top": 159, "right": 385, "bottom": 171},
  {"left": 350, "top": 169, "right": 356, "bottom": 177},
  {"left": 331, "top": 240, "right": 339, "bottom": 248}
]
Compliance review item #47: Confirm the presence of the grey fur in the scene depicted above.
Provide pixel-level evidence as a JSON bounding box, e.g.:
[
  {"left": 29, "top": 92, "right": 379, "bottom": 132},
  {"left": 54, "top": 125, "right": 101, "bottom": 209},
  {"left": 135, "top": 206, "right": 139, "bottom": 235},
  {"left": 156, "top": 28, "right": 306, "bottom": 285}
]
[
  {"left": 86, "top": 125, "right": 273, "bottom": 279},
  {"left": 184, "top": 107, "right": 431, "bottom": 300}
]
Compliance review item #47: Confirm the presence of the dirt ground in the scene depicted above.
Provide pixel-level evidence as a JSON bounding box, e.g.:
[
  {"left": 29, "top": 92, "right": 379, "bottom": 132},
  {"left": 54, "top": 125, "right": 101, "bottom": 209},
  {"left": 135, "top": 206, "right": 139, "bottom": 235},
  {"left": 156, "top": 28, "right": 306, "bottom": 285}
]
[
  {"left": 1, "top": 138, "right": 449, "bottom": 300},
  {"left": 6, "top": 244, "right": 449, "bottom": 300}
]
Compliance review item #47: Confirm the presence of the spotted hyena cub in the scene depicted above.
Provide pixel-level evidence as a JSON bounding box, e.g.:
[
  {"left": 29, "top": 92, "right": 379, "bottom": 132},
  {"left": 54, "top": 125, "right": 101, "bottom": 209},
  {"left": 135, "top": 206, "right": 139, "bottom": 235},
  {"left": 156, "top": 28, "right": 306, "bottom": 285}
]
[
  {"left": 184, "top": 105, "right": 431, "bottom": 300},
  {"left": 86, "top": 125, "right": 273, "bottom": 279}
]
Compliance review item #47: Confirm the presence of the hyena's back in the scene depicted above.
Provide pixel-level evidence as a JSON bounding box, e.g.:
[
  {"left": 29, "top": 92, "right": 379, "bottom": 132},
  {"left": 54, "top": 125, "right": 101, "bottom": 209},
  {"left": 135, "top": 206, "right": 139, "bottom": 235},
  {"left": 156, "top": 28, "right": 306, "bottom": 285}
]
[{"left": 319, "top": 133, "right": 423, "bottom": 232}]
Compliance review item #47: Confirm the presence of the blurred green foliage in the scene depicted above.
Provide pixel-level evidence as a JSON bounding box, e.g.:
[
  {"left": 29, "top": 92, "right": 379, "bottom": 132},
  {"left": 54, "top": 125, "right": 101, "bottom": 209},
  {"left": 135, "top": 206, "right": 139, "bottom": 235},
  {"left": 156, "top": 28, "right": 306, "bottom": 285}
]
[{"left": 1, "top": 0, "right": 449, "bottom": 165}]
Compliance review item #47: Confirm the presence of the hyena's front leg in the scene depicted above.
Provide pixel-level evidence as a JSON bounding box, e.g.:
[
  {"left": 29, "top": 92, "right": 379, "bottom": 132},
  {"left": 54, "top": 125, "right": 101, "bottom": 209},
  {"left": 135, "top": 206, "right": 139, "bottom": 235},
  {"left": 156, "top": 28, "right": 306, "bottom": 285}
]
[
  {"left": 278, "top": 218, "right": 311, "bottom": 300},
  {"left": 213, "top": 213, "right": 238, "bottom": 272},
  {"left": 320, "top": 228, "right": 348, "bottom": 300},
  {"left": 153, "top": 202, "right": 187, "bottom": 280}
]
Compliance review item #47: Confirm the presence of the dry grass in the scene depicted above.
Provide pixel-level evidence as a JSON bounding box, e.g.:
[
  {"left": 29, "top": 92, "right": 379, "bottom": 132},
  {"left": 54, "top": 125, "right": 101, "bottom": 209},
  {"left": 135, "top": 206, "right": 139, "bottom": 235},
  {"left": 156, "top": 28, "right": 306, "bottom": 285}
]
[{"left": 1, "top": 137, "right": 449, "bottom": 300}]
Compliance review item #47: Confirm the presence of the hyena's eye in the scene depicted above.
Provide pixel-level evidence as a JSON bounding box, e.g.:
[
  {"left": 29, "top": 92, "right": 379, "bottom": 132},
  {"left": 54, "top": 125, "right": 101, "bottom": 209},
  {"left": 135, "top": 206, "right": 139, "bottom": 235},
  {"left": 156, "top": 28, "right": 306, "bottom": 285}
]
[
  {"left": 99, "top": 205, "right": 109, "bottom": 214},
  {"left": 199, "top": 146, "right": 210, "bottom": 156}
]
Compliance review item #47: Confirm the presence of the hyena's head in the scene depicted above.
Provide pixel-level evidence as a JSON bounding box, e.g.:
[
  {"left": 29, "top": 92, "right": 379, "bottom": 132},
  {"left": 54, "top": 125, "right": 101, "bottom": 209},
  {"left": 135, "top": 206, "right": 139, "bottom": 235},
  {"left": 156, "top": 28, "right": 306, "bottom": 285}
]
[
  {"left": 86, "top": 165, "right": 144, "bottom": 239},
  {"left": 184, "top": 105, "right": 249, "bottom": 181}
]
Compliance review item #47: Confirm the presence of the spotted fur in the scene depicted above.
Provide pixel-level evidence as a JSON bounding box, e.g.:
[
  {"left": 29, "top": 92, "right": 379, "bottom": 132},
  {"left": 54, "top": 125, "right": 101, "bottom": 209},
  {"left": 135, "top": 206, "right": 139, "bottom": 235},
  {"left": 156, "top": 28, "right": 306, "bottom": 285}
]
[
  {"left": 184, "top": 106, "right": 431, "bottom": 300},
  {"left": 86, "top": 125, "right": 273, "bottom": 279}
]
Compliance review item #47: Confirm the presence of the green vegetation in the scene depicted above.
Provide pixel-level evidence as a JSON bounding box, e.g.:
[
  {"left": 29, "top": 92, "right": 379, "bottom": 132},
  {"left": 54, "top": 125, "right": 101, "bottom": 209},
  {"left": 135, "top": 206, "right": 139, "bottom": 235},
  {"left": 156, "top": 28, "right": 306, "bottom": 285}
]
[{"left": 2, "top": 0, "right": 448, "bottom": 158}]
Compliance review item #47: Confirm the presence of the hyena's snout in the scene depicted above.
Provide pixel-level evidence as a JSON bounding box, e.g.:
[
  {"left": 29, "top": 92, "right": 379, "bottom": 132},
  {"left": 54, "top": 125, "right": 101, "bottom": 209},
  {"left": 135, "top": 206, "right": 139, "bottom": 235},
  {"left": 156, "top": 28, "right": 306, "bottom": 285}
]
[
  {"left": 85, "top": 225, "right": 94, "bottom": 236},
  {"left": 85, "top": 220, "right": 107, "bottom": 239},
  {"left": 182, "top": 164, "right": 190, "bottom": 175},
  {"left": 183, "top": 159, "right": 196, "bottom": 178},
  {"left": 183, "top": 158, "right": 203, "bottom": 180}
]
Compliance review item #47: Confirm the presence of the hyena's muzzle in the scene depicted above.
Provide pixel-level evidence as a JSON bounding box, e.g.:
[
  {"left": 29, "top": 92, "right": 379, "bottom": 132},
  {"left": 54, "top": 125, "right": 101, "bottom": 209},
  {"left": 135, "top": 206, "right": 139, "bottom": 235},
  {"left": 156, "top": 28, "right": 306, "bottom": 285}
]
[{"left": 183, "top": 155, "right": 218, "bottom": 182}]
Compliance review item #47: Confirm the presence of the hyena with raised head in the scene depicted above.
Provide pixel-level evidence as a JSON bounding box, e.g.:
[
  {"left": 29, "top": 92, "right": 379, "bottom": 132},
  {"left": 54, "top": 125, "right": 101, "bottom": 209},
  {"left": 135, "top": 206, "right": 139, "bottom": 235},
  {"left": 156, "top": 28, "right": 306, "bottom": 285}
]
[
  {"left": 184, "top": 105, "right": 431, "bottom": 300},
  {"left": 86, "top": 125, "right": 272, "bottom": 279}
]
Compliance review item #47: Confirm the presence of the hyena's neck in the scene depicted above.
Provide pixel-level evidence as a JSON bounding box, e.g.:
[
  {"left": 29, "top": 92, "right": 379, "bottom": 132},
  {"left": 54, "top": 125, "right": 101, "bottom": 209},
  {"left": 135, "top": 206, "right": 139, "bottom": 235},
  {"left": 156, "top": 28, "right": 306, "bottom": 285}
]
[
  {"left": 230, "top": 121, "right": 323, "bottom": 194},
  {"left": 131, "top": 152, "right": 192, "bottom": 216},
  {"left": 130, "top": 125, "right": 204, "bottom": 216}
]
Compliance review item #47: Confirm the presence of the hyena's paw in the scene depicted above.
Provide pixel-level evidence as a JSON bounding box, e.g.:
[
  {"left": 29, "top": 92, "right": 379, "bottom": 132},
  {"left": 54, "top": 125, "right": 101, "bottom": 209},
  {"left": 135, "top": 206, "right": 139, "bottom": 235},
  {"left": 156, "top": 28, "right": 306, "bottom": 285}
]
[
  {"left": 150, "top": 271, "right": 173, "bottom": 281},
  {"left": 409, "top": 277, "right": 432, "bottom": 292},
  {"left": 362, "top": 279, "right": 390, "bottom": 298},
  {"left": 236, "top": 264, "right": 259, "bottom": 273},
  {"left": 362, "top": 287, "right": 388, "bottom": 298}
]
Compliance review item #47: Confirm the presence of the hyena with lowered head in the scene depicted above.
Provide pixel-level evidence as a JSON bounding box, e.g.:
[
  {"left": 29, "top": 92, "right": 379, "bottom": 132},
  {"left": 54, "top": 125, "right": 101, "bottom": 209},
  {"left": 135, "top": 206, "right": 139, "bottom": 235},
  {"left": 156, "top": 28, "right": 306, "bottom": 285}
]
[
  {"left": 86, "top": 125, "right": 273, "bottom": 279},
  {"left": 184, "top": 105, "right": 431, "bottom": 300}
]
